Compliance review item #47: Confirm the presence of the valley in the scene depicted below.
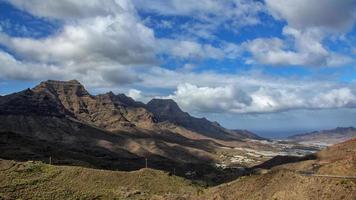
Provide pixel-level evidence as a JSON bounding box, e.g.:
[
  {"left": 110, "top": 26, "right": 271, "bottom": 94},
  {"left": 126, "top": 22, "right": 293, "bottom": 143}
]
[{"left": 0, "top": 80, "right": 354, "bottom": 199}]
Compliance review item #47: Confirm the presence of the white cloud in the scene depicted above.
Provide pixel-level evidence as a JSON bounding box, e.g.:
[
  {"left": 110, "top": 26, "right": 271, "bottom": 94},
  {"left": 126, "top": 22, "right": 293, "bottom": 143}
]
[
  {"left": 0, "top": 50, "right": 141, "bottom": 88},
  {"left": 127, "top": 89, "right": 143, "bottom": 100},
  {"left": 134, "top": 0, "right": 264, "bottom": 25},
  {"left": 6, "top": 0, "right": 136, "bottom": 20},
  {"left": 266, "top": 0, "right": 356, "bottom": 32},
  {"left": 157, "top": 39, "right": 244, "bottom": 61},
  {"left": 0, "top": 0, "right": 157, "bottom": 87},
  {"left": 167, "top": 83, "right": 252, "bottom": 113},
  {"left": 311, "top": 88, "right": 356, "bottom": 108},
  {"left": 247, "top": 0, "right": 356, "bottom": 67},
  {"left": 134, "top": 0, "right": 265, "bottom": 39},
  {"left": 168, "top": 82, "right": 356, "bottom": 114},
  {"left": 0, "top": 51, "right": 63, "bottom": 80},
  {"left": 0, "top": 9, "right": 156, "bottom": 66},
  {"left": 158, "top": 39, "right": 225, "bottom": 60},
  {"left": 136, "top": 67, "right": 356, "bottom": 114},
  {"left": 243, "top": 26, "right": 353, "bottom": 67}
]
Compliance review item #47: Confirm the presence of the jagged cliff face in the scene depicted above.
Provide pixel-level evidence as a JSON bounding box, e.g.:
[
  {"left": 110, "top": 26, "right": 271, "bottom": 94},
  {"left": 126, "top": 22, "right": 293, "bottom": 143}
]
[
  {"left": 147, "top": 99, "right": 262, "bottom": 140},
  {"left": 0, "top": 80, "right": 262, "bottom": 140},
  {"left": 0, "top": 87, "right": 67, "bottom": 117},
  {"left": 0, "top": 79, "right": 265, "bottom": 179},
  {"left": 31, "top": 80, "right": 155, "bottom": 131},
  {"left": 0, "top": 80, "right": 219, "bottom": 172}
]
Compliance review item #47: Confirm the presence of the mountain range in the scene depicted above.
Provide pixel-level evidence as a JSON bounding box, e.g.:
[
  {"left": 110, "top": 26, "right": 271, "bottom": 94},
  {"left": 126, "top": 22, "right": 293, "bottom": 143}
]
[
  {"left": 1, "top": 80, "right": 355, "bottom": 199},
  {"left": 0, "top": 80, "right": 262, "bottom": 179},
  {"left": 288, "top": 127, "right": 356, "bottom": 145}
]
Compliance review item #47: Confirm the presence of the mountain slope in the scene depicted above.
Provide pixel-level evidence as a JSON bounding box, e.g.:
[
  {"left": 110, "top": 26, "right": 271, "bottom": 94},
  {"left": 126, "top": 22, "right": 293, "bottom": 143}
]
[
  {"left": 32, "top": 80, "right": 155, "bottom": 131},
  {"left": 0, "top": 159, "right": 203, "bottom": 200},
  {"left": 147, "top": 99, "right": 262, "bottom": 140},
  {"left": 0, "top": 80, "right": 269, "bottom": 183},
  {"left": 288, "top": 127, "right": 356, "bottom": 145},
  {"left": 1, "top": 139, "right": 354, "bottom": 200},
  {"left": 198, "top": 139, "right": 356, "bottom": 200},
  {"left": 0, "top": 81, "right": 220, "bottom": 175}
]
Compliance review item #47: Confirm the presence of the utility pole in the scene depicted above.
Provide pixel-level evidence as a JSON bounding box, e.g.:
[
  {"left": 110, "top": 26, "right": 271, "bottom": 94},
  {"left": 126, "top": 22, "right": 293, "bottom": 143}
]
[
  {"left": 145, "top": 158, "right": 148, "bottom": 168},
  {"left": 49, "top": 156, "right": 52, "bottom": 165}
]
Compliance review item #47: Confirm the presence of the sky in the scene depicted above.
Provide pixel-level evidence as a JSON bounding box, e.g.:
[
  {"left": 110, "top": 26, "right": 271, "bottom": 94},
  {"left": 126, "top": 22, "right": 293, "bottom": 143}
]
[{"left": 0, "top": 0, "right": 355, "bottom": 138}]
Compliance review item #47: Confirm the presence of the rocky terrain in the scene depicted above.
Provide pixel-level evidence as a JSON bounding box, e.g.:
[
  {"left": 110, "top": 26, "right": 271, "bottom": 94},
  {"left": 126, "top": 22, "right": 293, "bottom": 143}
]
[
  {"left": 0, "top": 80, "right": 271, "bottom": 184},
  {"left": 1, "top": 80, "right": 355, "bottom": 199},
  {"left": 146, "top": 99, "right": 261, "bottom": 140},
  {"left": 0, "top": 159, "right": 203, "bottom": 200},
  {"left": 288, "top": 127, "right": 356, "bottom": 146},
  {"left": 198, "top": 139, "right": 356, "bottom": 200},
  {"left": 0, "top": 139, "right": 354, "bottom": 200}
]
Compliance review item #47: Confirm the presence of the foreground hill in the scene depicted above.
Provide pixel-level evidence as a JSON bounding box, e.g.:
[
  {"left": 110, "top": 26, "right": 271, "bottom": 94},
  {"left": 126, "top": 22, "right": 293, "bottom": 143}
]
[
  {"left": 198, "top": 139, "right": 356, "bottom": 200},
  {"left": 288, "top": 127, "right": 356, "bottom": 146},
  {"left": 0, "top": 139, "right": 354, "bottom": 200},
  {"left": 0, "top": 159, "right": 203, "bottom": 200}
]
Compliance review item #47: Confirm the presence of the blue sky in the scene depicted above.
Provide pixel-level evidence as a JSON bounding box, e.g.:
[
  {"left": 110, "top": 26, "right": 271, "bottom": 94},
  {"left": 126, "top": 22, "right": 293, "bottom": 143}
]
[{"left": 0, "top": 0, "right": 355, "bottom": 137}]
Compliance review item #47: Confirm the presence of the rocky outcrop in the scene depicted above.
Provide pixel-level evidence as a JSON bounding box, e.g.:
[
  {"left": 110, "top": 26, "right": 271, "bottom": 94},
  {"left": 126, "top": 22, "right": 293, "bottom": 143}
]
[
  {"left": 146, "top": 99, "right": 261, "bottom": 140},
  {"left": 0, "top": 88, "right": 67, "bottom": 117},
  {"left": 1, "top": 80, "right": 262, "bottom": 139},
  {"left": 31, "top": 80, "right": 155, "bottom": 130}
]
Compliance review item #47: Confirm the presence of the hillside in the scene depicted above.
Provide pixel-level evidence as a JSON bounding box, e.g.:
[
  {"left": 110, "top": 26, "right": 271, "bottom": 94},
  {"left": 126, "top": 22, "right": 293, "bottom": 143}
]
[
  {"left": 198, "top": 139, "right": 356, "bottom": 200},
  {"left": 0, "top": 139, "right": 354, "bottom": 200},
  {"left": 288, "top": 127, "right": 356, "bottom": 146},
  {"left": 147, "top": 98, "right": 262, "bottom": 140},
  {"left": 0, "top": 80, "right": 267, "bottom": 184},
  {"left": 0, "top": 159, "right": 203, "bottom": 200}
]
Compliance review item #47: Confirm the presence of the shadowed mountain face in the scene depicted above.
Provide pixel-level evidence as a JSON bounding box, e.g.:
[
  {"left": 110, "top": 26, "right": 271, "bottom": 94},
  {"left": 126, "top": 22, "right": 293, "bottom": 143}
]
[
  {"left": 0, "top": 88, "right": 67, "bottom": 117},
  {"left": 288, "top": 127, "right": 356, "bottom": 145},
  {"left": 32, "top": 80, "right": 155, "bottom": 131},
  {"left": 147, "top": 99, "right": 262, "bottom": 140},
  {"left": 0, "top": 80, "right": 264, "bottom": 180}
]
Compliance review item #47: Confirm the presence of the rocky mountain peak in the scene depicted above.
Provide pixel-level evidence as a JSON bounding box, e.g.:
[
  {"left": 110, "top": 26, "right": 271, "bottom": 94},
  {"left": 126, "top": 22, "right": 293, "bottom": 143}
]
[
  {"left": 146, "top": 99, "right": 187, "bottom": 117},
  {"left": 33, "top": 80, "right": 90, "bottom": 97},
  {"left": 0, "top": 88, "right": 66, "bottom": 117}
]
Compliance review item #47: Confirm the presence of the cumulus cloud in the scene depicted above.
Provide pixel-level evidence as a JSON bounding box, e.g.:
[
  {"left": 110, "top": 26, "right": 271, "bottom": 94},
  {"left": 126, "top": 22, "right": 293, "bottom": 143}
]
[
  {"left": 167, "top": 83, "right": 252, "bottom": 113},
  {"left": 0, "top": 50, "right": 142, "bottom": 88},
  {"left": 246, "top": 0, "right": 356, "bottom": 67},
  {"left": 243, "top": 33, "right": 352, "bottom": 67},
  {"left": 157, "top": 39, "right": 244, "bottom": 61},
  {"left": 1, "top": 1, "right": 156, "bottom": 65},
  {"left": 266, "top": 0, "right": 356, "bottom": 32},
  {"left": 158, "top": 39, "right": 225, "bottom": 60},
  {"left": 0, "top": 0, "right": 156, "bottom": 87},
  {"left": 135, "top": 0, "right": 265, "bottom": 42},
  {"left": 154, "top": 70, "right": 356, "bottom": 113},
  {"left": 127, "top": 89, "right": 143, "bottom": 100},
  {"left": 134, "top": 0, "right": 264, "bottom": 26},
  {"left": 168, "top": 82, "right": 356, "bottom": 114},
  {"left": 0, "top": 51, "right": 63, "bottom": 80},
  {"left": 6, "top": 0, "right": 136, "bottom": 20}
]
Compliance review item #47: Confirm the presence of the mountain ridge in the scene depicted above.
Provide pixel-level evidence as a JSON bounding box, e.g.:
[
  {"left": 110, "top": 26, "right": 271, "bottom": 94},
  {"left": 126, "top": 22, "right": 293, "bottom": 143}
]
[
  {"left": 287, "top": 127, "right": 356, "bottom": 145},
  {"left": 0, "top": 79, "right": 262, "bottom": 140},
  {"left": 0, "top": 79, "right": 263, "bottom": 181}
]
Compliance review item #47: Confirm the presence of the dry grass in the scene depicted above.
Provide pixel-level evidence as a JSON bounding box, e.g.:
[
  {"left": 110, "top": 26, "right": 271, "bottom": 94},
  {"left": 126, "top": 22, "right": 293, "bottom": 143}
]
[{"left": 0, "top": 159, "right": 203, "bottom": 200}]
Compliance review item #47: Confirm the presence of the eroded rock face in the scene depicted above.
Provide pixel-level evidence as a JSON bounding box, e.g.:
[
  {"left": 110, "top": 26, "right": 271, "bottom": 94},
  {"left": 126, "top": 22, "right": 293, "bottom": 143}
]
[
  {"left": 146, "top": 99, "right": 258, "bottom": 140},
  {"left": 0, "top": 88, "right": 67, "bottom": 117},
  {"left": 1, "top": 80, "right": 262, "bottom": 140},
  {"left": 36, "top": 80, "right": 156, "bottom": 130},
  {"left": 1, "top": 80, "right": 155, "bottom": 131}
]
